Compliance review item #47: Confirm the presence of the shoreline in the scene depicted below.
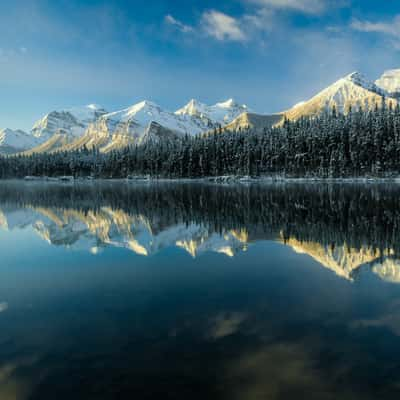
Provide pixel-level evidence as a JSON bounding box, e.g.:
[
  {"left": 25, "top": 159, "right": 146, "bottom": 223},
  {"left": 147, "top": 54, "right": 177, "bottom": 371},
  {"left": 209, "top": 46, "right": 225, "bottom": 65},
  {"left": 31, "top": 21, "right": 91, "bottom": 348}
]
[{"left": 1, "top": 176, "right": 400, "bottom": 185}]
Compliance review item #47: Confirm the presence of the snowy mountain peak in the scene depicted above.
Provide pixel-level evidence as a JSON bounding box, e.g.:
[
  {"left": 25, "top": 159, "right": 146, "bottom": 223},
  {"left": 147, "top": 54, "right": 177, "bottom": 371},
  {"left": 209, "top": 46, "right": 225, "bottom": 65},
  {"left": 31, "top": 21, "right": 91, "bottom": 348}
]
[
  {"left": 0, "top": 128, "right": 40, "bottom": 154},
  {"left": 105, "top": 100, "right": 166, "bottom": 122},
  {"left": 344, "top": 71, "right": 364, "bottom": 82},
  {"left": 175, "top": 99, "right": 208, "bottom": 116},
  {"left": 341, "top": 71, "right": 384, "bottom": 94},
  {"left": 376, "top": 69, "right": 400, "bottom": 96},
  {"left": 215, "top": 98, "right": 241, "bottom": 108},
  {"left": 283, "top": 71, "right": 395, "bottom": 120},
  {"left": 87, "top": 103, "right": 102, "bottom": 110},
  {"left": 72, "top": 99, "right": 215, "bottom": 154},
  {"left": 176, "top": 98, "right": 250, "bottom": 127},
  {"left": 66, "top": 104, "right": 107, "bottom": 124},
  {"left": 31, "top": 104, "right": 108, "bottom": 142},
  {"left": 135, "top": 100, "right": 158, "bottom": 109}
]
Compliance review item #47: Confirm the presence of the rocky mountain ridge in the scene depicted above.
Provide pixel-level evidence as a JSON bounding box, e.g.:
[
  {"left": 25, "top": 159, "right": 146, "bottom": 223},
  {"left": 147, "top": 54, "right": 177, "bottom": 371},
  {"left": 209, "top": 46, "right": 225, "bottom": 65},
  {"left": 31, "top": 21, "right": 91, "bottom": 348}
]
[{"left": 2, "top": 69, "right": 400, "bottom": 155}]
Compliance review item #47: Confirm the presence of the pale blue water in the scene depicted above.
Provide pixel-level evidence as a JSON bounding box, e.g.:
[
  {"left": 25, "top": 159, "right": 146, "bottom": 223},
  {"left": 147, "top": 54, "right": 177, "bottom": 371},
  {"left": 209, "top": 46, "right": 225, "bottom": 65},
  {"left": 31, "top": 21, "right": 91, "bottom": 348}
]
[{"left": 0, "top": 181, "right": 400, "bottom": 399}]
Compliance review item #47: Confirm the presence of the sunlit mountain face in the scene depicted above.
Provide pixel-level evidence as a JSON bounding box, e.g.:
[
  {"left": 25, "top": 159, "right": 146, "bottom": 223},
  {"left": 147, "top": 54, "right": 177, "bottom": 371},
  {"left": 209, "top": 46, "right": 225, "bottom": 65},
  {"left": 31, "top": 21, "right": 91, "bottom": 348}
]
[{"left": 0, "top": 181, "right": 399, "bottom": 283}]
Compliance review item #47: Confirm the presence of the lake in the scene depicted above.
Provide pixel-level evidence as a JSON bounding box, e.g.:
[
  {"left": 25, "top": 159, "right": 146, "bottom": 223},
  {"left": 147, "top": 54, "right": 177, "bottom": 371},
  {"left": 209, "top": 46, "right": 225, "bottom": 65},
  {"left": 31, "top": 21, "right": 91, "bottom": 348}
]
[{"left": 1, "top": 181, "right": 400, "bottom": 399}]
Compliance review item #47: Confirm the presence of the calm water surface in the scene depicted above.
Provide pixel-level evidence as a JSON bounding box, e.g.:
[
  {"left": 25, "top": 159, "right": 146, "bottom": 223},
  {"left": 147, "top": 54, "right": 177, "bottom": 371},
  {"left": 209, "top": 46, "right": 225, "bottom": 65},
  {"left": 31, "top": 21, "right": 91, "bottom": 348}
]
[{"left": 1, "top": 181, "right": 400, "bottom": 399}]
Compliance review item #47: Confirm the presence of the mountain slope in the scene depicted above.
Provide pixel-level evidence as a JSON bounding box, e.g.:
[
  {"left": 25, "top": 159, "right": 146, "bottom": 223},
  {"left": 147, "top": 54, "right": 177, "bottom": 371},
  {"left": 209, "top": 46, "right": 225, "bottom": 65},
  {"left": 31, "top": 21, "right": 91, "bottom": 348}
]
[
  {"left": 6, "top": 70, "right": 400, "bottom": 155},
  {"left": 175, "top": 98, "right": 249, "bottom": 129},
  {"left": 221, "top": 112, "right": 284, "bottom": 133},
  {"left": 21, "top": 132, "right": 71, "bottom": 155},
  {"left": 0, "top": 128, "right": 41, "bottom": 154},
  {"left": 283, "top": 72, "right": 395, "bottom": 121},
  {"left": 31, "top": 104, "right": 107, "bottom": 142},
  {"left": 59, "top": 100, "right": 240, "bottom": 153},
  {"left": 139, "top": 121, "right": 181, "bottom": 145}
]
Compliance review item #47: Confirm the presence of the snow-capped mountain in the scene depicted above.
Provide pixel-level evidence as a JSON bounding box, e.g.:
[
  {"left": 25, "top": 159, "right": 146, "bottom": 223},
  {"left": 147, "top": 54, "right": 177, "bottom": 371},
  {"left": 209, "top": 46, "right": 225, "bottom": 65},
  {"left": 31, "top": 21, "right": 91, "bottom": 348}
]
[
  {"left": 376, "top": 69, "right": 400, "bottom": 97},
  {"left": 139, "top": 121, "right": 180, "bottom": 145},
  {"left": 0, "top": 128, "right": 41, "bottom": 154},
  {"left": 222, "top": 112, "right": 283, "bottom": 134},
  {"left": 61, "top": 100, "right": 198, "bottom": 152},
  {"left": 3, "top": 69, "right": 400, "bottom": 156},
  {"left": 31, "top": 104, "right": 107, "bottom": 142},
  {"left": 175, "top": 98, "right": 249, "bottom": 130},
  {"left": 284, "top": 72, "right": 394, "bottom": 121},
  {"left": 58, "top": 99, "right": 248, "bottom": 153}
]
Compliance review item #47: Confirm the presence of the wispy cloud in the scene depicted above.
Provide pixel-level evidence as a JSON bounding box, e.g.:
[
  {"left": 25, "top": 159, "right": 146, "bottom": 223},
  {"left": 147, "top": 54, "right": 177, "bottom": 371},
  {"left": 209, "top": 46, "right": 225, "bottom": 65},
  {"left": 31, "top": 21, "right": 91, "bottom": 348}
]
[
  {"left": 242, "top": 8, "right": 274, "bottom": 32},
  {"left": 201, "top": 10, "right": 247, "bottom": 42},
  {"left": 164, "top": 11, "right": 247, "bottom": 42},
  {"left": 351, "top": 15, "right": 400, "bottom": 49},
  {"left": 351, "top": 16, "right": 400, "bottom": 36},
  {"left": 164, "top": 0, "right": 346, "bottom": 45},
  {"left": 245, "top": 0, "right": 329, "bottom": 15},
  {"left": 165, "top": 14, "right": 194, "bottom": 33}
]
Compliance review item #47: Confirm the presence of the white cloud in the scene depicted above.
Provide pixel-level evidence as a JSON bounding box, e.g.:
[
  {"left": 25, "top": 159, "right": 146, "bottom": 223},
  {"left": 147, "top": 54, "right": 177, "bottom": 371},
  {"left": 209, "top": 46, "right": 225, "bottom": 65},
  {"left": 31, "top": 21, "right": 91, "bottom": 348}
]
[
  {"left": 351, "top": 16, "right": 400, "bottom": 37},
  {"left": 201, "top": 10, "right": 247, "bottom": 42},
  {"left": 162, "top": 0, "right": 344, "bottom": 44},
  {"left": 165, "top": 14, "right": 194, "bottom": 33},
  {"left": 245, "top": 0, "right": 328, "bottom": 15},
  {"left": 242, "top": 8, "right": 274, "bottom": 32},
  {"left": 351, "top": 15, "right": 400, "bottom": 49}
]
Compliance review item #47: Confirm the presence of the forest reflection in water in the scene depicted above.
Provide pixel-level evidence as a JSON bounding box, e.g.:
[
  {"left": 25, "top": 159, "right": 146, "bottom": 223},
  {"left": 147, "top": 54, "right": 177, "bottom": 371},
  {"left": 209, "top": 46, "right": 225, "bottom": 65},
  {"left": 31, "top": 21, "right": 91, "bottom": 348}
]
[
  {"left": 1, "top": 181, "right": 400, "bottom": 399},
  {"left": 0, "top": 180, "right": 399, "bottom": 282}
]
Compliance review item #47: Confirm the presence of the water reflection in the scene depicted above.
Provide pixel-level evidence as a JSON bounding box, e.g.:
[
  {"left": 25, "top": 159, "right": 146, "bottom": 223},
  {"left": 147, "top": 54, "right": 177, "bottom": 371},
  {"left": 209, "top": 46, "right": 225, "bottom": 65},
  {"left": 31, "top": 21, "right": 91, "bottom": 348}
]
[
  {"left": 2, "top": 182, "right": 400, "bottom": 399},
  {"left": 0, "top": 181, "right": 399, "bottom": 282}
]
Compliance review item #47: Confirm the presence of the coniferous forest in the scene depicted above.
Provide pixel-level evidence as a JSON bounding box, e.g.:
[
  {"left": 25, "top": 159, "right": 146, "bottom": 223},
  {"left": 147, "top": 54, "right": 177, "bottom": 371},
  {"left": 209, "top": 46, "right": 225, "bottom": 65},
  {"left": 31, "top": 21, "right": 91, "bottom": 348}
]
[{"left": 2, "top": 104, "right": 400, "bottom": 179}]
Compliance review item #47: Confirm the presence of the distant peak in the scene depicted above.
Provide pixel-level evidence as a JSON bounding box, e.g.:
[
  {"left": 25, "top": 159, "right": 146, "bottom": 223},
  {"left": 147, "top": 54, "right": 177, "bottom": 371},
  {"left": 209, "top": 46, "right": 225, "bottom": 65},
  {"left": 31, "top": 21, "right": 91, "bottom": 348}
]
[
  {"left": 215, "top": 98, "right": 248, "bottom": 110},
  {"left": 86, "top": 103, "right": 102, "bottom": 110},
  {"left": 345, "top": 71, "right": 362, "bottom": 79},
  {"left": 119, "top": 100, "right": 162, "bottom": 118},
  {"left": 133, "top": 100, "right": 159, "bottom": 109},
  {"left": 338, "top": 71, "right": 386, "bottom": 95},
  {"left": 137, "top": 100, "right": 151, "bottom": 106},
  {"left": 343, "top": 71, "right": 366, "bottom": 83},
  {"left": 0, "top": 128, "right": 29, "bottom": 136},
  {"left": 186, "top": 98, "right": 206, "bottom": 108},
  {"left": 175, "top": 99, "right": 207, "bottom": 116},
  {"left": 382, "top": 68, "right": 400, "bottom": 75},
  {"left": 217, "top": 98, "right": 237, "bottom": 108}
]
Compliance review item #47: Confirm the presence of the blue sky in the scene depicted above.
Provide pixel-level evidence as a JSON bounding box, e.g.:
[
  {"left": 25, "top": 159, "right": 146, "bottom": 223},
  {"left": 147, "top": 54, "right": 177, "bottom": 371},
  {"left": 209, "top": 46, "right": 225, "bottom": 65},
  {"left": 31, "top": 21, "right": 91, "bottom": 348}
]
[{"left": 1, "top": 0, "right": 400, "bottom": 130}]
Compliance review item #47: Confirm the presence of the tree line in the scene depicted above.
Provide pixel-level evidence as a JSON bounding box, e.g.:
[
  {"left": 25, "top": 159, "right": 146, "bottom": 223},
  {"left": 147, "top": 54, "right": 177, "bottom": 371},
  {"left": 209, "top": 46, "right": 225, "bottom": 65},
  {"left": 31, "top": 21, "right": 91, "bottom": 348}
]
[{"left": 2, "top": 103, "right": 400, "bottom": 178}]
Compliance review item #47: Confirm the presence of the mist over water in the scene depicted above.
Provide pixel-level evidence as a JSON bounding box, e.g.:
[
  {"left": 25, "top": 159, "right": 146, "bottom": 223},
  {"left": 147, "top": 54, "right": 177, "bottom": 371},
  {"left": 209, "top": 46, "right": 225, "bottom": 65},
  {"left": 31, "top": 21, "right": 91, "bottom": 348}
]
[{"left": 1, "top": 181, "right": 400, "bottom": 399}]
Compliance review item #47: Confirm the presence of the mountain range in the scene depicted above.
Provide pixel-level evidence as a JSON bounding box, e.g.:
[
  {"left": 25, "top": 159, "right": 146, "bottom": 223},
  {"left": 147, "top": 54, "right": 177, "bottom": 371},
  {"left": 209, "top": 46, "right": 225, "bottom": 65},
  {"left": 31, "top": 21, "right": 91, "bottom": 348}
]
[{"left": 2, "top": 69, "right": 400, "bottom": 155}]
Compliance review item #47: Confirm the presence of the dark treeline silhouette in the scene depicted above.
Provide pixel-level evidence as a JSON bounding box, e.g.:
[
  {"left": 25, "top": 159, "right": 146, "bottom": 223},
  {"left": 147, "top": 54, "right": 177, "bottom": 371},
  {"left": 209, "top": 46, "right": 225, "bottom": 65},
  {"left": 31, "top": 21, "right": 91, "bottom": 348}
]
[
  {"left": 2, "top": 104, "right": 400, "bottom": 178},
  {"left": 1, "top": 181, "right": 400, "bottom": 254}
]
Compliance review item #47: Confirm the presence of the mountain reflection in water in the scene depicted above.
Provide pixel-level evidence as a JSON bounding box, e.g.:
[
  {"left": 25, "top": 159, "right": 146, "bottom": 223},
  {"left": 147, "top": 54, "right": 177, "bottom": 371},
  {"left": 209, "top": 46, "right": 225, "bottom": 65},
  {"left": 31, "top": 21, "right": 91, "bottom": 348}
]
[
  {"left": 2, "top": 181, "right": 400, "bottom": 400},
  {"left": 0, "top": 181, "right": 399, "bottom": 282}
]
